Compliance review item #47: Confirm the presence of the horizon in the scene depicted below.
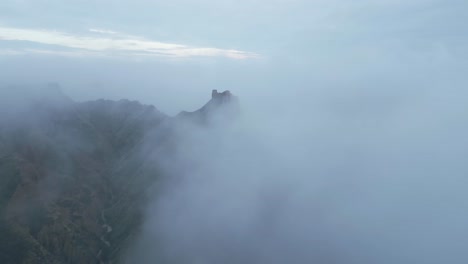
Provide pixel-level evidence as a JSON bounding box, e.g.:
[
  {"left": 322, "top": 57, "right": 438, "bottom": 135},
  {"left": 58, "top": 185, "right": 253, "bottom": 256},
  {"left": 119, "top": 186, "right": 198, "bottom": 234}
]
[{"left": 2, "top": 0, "right": 467, "bottom": 115}]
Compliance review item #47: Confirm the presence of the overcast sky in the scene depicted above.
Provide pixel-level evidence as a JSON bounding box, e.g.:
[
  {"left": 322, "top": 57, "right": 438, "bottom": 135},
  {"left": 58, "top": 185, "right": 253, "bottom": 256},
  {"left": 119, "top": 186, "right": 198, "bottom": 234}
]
[
  {"left": 2, "top": 2, "right": 468, "bottom": 263},
  {"left": 1, "top": 0, "right": 467, "bottom": 114}
]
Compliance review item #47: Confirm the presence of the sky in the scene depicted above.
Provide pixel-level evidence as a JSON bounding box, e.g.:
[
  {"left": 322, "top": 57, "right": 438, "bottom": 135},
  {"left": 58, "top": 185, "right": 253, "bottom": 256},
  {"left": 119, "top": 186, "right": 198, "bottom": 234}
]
[
  {"left": 1, "top": 0, "right": 467, "bottom": 114},
  {"left": 2, "top": 1, "right": 468, "bottom": 264}
]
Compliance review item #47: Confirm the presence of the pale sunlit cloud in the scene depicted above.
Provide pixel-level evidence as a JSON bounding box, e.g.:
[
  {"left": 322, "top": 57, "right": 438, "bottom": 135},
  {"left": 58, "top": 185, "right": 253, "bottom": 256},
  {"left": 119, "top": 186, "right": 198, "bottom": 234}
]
[
  {"left": 0, "top": 26, "right": 259, "bottom": 60},
  {"left": 88, "top": 28, "right": 119, "bottom": 35}
]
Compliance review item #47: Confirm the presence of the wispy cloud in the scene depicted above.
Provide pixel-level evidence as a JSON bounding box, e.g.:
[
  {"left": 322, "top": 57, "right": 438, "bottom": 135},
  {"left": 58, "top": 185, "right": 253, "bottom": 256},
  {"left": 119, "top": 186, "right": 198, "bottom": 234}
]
[
  {"left": 88, "top": 28, "right": 119, "bottom": 35},
  {"left": 0, "top": 26, "right": 259, "bottom": 60}
]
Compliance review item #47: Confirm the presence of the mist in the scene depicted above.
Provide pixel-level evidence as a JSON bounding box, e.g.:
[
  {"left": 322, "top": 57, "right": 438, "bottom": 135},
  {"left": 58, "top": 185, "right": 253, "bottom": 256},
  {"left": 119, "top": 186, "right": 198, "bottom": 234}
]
[
  {"left": 121, "top": 73, "right": 468, "bottom": 264},
  {"left": 2, "top": 0, "right": 468, "bottom": 263}
]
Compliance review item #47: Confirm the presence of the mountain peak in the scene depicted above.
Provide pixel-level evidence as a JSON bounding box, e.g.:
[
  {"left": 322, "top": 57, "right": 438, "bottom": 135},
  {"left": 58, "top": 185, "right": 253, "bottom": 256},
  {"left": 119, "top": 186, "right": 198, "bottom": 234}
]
[
  {"left": 212, "top": 89, "right": 231, "bottom": 99},
  {"left": 177, "top": 90, "right": 239, "bottom": 123}
]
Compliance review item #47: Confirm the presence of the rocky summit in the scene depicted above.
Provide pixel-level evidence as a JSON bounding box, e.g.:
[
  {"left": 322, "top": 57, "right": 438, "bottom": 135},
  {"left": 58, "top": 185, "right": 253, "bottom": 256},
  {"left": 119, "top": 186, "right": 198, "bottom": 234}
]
[{"left": 177, "top": 90, "right": 240, "bottom": 123}]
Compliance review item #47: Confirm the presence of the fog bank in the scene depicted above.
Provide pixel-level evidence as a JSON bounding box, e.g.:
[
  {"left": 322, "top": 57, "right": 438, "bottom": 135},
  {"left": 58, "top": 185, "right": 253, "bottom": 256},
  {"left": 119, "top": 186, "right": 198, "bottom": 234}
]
[{"left": 126, "top": 79, "right": 468, "bottom": 263}]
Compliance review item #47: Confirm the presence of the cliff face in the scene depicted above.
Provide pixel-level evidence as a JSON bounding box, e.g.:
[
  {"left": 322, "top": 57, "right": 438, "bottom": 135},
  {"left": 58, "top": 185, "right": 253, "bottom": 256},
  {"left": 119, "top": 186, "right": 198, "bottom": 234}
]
[{"left": 0, "top": 88, "right": 238, "bottom": 264}]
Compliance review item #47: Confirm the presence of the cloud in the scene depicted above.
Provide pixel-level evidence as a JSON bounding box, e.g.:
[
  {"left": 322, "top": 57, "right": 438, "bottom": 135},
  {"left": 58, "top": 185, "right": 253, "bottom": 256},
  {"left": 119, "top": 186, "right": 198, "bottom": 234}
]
[
  {"left": 88, "top": 28, "right": 119, "bottom": 35},
  {"left": 0, "top": 26, "right": 259, "bottom": 60}
]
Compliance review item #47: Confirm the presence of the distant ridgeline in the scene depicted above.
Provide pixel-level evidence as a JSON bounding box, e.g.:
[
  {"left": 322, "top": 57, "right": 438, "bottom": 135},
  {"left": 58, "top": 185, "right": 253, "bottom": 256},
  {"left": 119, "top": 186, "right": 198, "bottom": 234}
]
[{"left": 0, "top": 86, "right": 239, "bottom": 264}]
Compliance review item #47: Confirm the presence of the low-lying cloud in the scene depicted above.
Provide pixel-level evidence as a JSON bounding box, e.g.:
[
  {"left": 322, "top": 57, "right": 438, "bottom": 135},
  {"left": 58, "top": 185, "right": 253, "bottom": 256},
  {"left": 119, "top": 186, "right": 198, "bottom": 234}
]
[{"left": 126, "top": 83, "right": 468, "bottom": 264}]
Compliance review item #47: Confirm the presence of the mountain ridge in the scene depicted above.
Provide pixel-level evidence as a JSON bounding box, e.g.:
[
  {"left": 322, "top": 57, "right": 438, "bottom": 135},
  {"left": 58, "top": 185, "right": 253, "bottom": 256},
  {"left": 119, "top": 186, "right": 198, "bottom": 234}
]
[{"left": 0, "top": 87, "right": 238, "bottom": 264}]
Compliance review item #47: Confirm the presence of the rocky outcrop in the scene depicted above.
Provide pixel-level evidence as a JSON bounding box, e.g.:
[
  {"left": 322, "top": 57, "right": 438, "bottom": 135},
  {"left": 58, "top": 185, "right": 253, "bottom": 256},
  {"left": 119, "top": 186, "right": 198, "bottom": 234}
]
[
  {"left": 177, "top": 89, "right": 240, "bottom": 124},
  {"left": 211, "top": 89, "right": 231, "bottom": 99}
]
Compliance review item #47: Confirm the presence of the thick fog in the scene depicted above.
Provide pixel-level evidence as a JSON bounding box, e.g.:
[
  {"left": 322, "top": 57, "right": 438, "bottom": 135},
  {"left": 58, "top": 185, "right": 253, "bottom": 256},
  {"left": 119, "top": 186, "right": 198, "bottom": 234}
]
[
  {"left": 2, "top": 0, "right": 468, "bottom": 263},
  {"left": 124, "top": 78, "right": 468, "bottom": 264}
]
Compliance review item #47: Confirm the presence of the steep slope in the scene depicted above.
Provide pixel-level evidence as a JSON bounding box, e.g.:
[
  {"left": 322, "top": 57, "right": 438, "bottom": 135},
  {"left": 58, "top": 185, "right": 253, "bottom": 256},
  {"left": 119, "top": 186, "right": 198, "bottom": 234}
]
[{"left": 0, "top": 87, "right": 237, "bottom": 264}]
